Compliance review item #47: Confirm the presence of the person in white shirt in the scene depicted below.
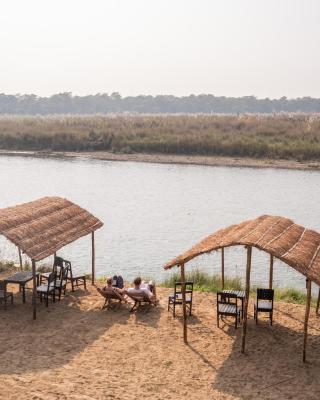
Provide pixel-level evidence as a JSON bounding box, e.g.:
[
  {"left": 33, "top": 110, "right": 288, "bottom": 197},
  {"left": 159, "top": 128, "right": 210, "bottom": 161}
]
[{"left": 127, "top": 276, "right": 157, "bottom": 304}]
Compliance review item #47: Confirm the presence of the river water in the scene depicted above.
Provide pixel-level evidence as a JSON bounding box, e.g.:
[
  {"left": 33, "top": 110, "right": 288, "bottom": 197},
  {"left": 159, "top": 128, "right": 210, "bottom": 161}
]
[{"left": 0, "top": 155, "right": 319, "bottom": 292}]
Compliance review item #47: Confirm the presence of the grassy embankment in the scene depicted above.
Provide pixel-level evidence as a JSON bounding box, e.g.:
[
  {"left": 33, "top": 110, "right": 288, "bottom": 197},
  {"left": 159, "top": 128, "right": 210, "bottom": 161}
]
[
  {"left": 1, "top": 260, "right": 316, "bottom": 306},
  {"left": 162, "top": 270, "right": 318, "bottom": 307},
  {"left": 0, "top": 114, "right": 320, "bottom": 161}
]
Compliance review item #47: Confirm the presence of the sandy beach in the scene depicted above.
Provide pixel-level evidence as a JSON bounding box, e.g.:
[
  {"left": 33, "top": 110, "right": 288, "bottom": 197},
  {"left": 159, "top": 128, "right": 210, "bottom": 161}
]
[
  {"left": 0, "top": 150, "right": 320, "bottom": 171},
  {"left": 0, "top": 278, "right": 319, "bottom": 400}
]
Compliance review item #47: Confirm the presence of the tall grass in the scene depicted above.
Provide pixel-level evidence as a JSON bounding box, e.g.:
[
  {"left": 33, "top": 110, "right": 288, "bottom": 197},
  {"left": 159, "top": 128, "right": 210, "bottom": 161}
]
[
  {"left": 0, "top": 114, "right": 319, "bottom": 161},
  {"left": 162, "top": 271, "right": 317, "bottom": 306}
]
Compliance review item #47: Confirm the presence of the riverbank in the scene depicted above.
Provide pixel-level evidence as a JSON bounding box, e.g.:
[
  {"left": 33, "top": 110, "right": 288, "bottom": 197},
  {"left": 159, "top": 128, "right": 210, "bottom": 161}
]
[
  {"left": 0, "top": 114, "right": 320, "bottom": 167},
  {"left": 0, "top": 278, "right": 319, "bottom": 400},
  {"left": 1, "top": 150, "right": 320, "bottom": 170}
]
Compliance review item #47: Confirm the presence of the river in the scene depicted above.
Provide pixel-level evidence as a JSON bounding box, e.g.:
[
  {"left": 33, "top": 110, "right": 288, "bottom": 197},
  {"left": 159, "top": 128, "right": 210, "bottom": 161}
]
[{"left": 0, "top": 155, "right": 319, "bottom": 291}]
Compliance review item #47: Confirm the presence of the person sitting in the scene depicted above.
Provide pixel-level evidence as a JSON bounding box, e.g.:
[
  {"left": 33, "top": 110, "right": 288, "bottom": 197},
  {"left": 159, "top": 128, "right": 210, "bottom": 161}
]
[
  {"left": 102, "top": 276, "right": 126, "bottom": 301},
  {"left": 127, "top": 276, "right": 157, "bottom": 304}
]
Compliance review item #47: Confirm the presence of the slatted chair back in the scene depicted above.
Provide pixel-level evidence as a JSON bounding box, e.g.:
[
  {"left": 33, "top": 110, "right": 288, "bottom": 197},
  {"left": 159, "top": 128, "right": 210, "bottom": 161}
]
[
  {"left": 53, "top": 256, "right": 64, "bottom": 279},
  {"left": 217, "top": 291, "right": 238, "bottom": 305},
  {"left": 46, "top": 272, "right": 56, "bottom": 293},
  {"left": 174, "top": 281, "right": 193, "bottom": 301},
  {"left": 64, "top": 260, "right": 73, "bottom": 280},
  {"left": 257, "top": 288, "right": 274, "bottom": 301}
]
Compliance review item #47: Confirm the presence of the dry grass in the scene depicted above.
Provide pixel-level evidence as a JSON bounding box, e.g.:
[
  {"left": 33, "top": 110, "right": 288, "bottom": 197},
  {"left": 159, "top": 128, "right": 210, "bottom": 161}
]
[{"left": 0, "top": 114, "right": 319, "bottom": 160}]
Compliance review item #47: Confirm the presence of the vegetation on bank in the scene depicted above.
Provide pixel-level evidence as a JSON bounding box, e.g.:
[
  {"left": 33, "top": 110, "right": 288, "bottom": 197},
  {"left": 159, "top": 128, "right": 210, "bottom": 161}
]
[
  {"left": 0, "top": 114, "right": 319, "bottom": 161},
  {"left": 0, "top": 260, "right": 316, "bottom": 307},
  {"left": 162, "top": 270, "right": 317, "bottom": 307}
]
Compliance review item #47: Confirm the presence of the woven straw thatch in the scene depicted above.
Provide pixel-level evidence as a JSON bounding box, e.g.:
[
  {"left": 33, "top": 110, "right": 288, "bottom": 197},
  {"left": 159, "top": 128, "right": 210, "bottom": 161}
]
[
  {"left": 164, "top": 215, "right": 320, "bottom": 286},
  {"left": 0, "top": 197, "right": 103, "bottom": 261}
]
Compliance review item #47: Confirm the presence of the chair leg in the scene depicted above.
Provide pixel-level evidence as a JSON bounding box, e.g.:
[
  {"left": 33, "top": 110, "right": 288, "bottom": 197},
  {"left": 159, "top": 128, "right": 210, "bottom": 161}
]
[
  {"left": 217, "top": 313, "right": 219, "bottom": 328},
  {"left": 84, "top": 278, "right": 87, "bottom": 290},
  {"left": 130, "top": 301, "right": 139, "bottom": 313},
  {"left": 71, "top": 279, "right": 75, "bottom": 292},
  {"left": 173, "top": 303, "right": 176, "bottom": 317},
  {"left": 189, "top": 303, "right": 192, "bottom": 316},
  {"left": 270, "top": 311, "right": 273, "bottom": 326}
]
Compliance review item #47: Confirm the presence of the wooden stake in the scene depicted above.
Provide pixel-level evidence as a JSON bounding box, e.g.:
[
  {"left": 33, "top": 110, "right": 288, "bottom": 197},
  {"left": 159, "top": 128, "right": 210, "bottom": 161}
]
[
  {"left": 241, "top": 246, "right": 252, "bottom": 354},
  {"left": 18, "top": 247, "right": 23, "bottom": 270},
  {"left": 303, "top": 279, "right": 312, "bottom": 362},
  {"left": 221, "top": 248, "right": 225, "bottom": 289},
  {"left": 269, "top": 254, "right": 274, "bottom": 290},
  {"left": 32, "top": 259, "right": 37, "bottom": 320},
  {"left": 91, "top": 231, "right": 95, "bottom": 285},
  {"left": 180, "top": 263, "right": 188, "bottom": 344}
]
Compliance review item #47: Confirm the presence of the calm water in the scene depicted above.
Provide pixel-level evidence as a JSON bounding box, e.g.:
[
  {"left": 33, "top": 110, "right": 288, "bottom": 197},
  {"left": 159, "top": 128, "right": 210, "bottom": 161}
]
[{"left": 0, "top": 155, "right": 319, "bottom": 292}]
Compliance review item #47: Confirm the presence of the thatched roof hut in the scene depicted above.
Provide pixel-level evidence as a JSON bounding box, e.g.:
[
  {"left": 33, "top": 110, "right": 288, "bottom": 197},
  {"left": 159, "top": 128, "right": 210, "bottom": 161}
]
[
  {"left": 164, "top": 215, "right": 320, "bottom": 362},
  {"left": 0, "top": 196, "right": 103, "bottom": 318}
]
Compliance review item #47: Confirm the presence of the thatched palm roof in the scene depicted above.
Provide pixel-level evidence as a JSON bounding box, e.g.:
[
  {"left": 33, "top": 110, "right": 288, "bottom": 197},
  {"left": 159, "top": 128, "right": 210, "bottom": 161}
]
[
  {"left": 164, "top": 215, "right": 320, "bottom": 286},
  {"left": 0, "top": 196, "right": 103, "bottom": 261}
]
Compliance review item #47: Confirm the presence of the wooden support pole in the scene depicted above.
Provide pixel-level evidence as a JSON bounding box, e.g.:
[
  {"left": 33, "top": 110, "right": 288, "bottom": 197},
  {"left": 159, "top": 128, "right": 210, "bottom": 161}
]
[
  {"left": 18, "top": 247, "right": 23, "bottom": 270},
  {"left": 303, "top": 279, "right": 312, "bottom": 362},
  {"left": 180, "top": 263, "right": 188, "bottom": 344},
  {"left": 221, "top": 248, "right": 225, "bottom": 289},
  {"left": 91, "top": 231, "right": 95, "bottom": 285},
  {"left": 316, "top": 288, "right": 320, "bottom": 315},
  {"left": 241, "top": 246, "right": 252, "bottom": 354},
  {"left": 269, "top": 254, "right": 274, "bottom": 290},
  {"left": 32, "top": 259, "right": 37, "bottom": 320}
]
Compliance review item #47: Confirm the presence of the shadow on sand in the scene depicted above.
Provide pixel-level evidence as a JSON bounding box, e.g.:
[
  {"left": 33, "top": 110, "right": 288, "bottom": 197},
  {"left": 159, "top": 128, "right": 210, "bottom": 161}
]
[
  {"left": 188, "top": 312, "right": 320, "bottom": 399},
  {"left": 0, "top": 287, "right": 160, "bottom": 375}
]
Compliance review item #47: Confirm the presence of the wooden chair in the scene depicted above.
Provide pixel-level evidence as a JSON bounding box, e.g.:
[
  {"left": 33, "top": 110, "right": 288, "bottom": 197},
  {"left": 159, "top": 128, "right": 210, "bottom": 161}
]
[
  {"left": 0, "top": 280, "right": 13, "bottom": 309},
  {"left": 217, "top": 292, "right": 241, "bottom": 329},
  {"left": 40, "top": 256, "right": 64, "bottom": 284},
  {"left": 97, "top": 287, "right": 125, "bottom": 310},
  {"left": 54, "top": 264, "right": 69, "bottom": 300},
  {"left": 126, "top": 290, "right": 156, "bottom": 312},
  {"left": 254, "top": 288, "right": 274, "bottom": 325},
  {"left": 36, "top": 272, "right": 56, "bottom": 307},
  {"left": 168, "top": 281, "right": 193, "bottom": 317},
  {"left": 65, "top": 260, "right": 86, "bottom": 291}
]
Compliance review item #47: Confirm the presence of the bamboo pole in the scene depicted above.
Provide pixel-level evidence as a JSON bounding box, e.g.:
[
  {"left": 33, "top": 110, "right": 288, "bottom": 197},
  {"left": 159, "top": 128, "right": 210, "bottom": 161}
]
[
  {"left": 241, "top": 246, "right": 252, "bottom": 354},
  {"left": 18, "top": 247, "right": 23, "bottom": 270},
  {"left": 180, "top": 263, "right": 188, "bottom": 344},
  {"left": 303, "top": 279, "right": 312, "bottom": 362},
  {"left": 91, "top": 231, "right": 95, "bottom": 285},
  {"left": 316, "top": 288, "right": 320, "bottom": 315},
  {"left": 269, "top": 254, "right": 274, "bottom": 290},
  {"left": 221, "top": 248, "right": 225, "bottom": 289},
  {"left": 32, "top": 259, "right": 37, "bottom": 320}
]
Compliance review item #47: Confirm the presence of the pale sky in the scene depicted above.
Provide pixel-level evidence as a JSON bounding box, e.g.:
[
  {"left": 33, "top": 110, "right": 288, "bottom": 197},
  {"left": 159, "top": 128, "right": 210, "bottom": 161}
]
[{"left": 0, "top": 0, "right": 319, "bottom": 98}]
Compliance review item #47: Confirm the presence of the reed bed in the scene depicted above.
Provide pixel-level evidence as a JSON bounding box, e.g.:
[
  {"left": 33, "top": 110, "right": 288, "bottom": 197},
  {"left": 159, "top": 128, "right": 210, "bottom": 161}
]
[{"left": 0, "top": 114, "right": 319, "bottom": 160}]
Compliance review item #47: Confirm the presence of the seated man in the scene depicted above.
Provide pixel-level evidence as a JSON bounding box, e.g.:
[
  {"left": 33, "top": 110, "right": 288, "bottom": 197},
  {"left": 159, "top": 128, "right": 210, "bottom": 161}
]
[{"left": 127, "top": 276, "right": 157, "bottom": 304}]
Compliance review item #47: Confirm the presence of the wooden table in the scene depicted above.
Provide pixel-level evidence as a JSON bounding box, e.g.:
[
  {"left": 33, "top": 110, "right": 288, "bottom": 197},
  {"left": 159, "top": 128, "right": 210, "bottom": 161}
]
[
  {"left": 4, "top": 272, "right": 39, "bottom": 303},
  {"left": 222, "top": 289, "right": 246, "bottom": 318}
]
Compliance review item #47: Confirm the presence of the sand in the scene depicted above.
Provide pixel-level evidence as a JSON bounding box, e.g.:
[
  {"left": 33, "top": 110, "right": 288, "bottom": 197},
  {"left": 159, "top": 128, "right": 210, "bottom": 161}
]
[
  {"left": 0, "top": 280, "right": 319, "bottom": 400},
  {"left": 1, "top": 150, "right": 320, "bottom": 171}
]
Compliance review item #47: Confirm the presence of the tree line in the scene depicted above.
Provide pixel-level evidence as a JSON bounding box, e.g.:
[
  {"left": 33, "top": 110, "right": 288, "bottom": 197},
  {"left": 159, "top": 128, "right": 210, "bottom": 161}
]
[{"left": 1, "top": 92, "right": 320, "bottom": 114}]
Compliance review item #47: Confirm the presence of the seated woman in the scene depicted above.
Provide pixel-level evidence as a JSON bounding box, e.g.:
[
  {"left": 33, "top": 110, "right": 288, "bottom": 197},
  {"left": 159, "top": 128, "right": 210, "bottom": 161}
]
[
  {"left": 127, "top": 276, "right": 157, "bottom": 304},
  {"left": 102, "top": 276, "right": 126, "bottom": 301}
]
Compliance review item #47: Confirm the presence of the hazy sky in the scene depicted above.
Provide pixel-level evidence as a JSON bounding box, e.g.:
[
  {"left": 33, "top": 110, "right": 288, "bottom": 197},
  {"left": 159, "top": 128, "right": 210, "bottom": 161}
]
[{"left": 0, "top": 0, "right": 319, "bottom": 98}]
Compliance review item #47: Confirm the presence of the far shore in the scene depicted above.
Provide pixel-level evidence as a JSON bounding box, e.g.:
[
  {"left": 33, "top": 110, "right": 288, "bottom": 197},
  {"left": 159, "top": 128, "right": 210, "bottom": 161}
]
[{"left": 1, "top": 150, "right": 320, "bottom": 171}]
